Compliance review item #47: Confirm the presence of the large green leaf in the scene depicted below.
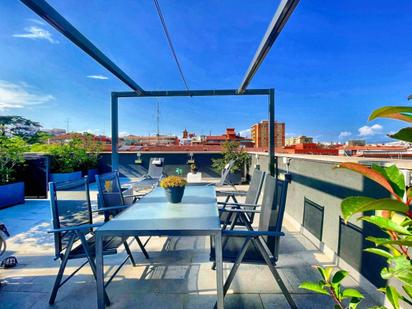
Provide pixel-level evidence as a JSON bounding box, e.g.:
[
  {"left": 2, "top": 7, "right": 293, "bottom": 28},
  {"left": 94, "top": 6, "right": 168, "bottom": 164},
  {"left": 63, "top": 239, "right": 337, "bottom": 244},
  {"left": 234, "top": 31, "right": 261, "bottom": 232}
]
[
  {"left": 372, "top": 164, "right": 406, "bottom": 198},
  {"left": 299, "top": 282, "right": 329, "bottom": 295},
  {"left": 316, "top": 266, "right": 334, "bottom": 282},
  {"left": 331, "top": 270, "right": 348, "bottom": 285},
  {"left": 403, "top": 285, "right": 412, "bottom": 299},
  {"left": 369, "top": 106, "right": 412, "bottom": 123},
  {"left": 337, "top": 163, "right": 397, "bottom": 197},
  {"left": 342, "top": 288, "right": 364, "bottom": 299},
  {"left": 366, "top": 236, "right": 412, "bottom": 247},
  {"left": 381, "top": 256, "right": 412, "bottom": 286},
  {"left": 389, "top": 127, "right": 412, "bottom": 143},
  {"left": 348, "top": 297, "right": 363, "bottom": 309},
  {"left": 361, "top": 216, "right": 412, "bottom": 235},
  {"left": 341, "top": 197, "right": 408, "bottom": 222},
  {"left": 364, "top": 248, "right": 393, "bottom": 259},
  {"left": 385, "top": 286, "right": 400, "bottom": 309}
]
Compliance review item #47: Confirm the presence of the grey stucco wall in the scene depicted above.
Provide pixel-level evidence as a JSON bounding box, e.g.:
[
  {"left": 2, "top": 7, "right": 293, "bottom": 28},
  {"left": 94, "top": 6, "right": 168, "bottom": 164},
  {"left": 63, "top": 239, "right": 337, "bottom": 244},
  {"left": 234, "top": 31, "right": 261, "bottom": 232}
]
[
  {"left": 251, "top": 154, "right": 391, "bottom": 287},
  {"left": 98, "top": 152, "right": 223, "bottom": 178}
]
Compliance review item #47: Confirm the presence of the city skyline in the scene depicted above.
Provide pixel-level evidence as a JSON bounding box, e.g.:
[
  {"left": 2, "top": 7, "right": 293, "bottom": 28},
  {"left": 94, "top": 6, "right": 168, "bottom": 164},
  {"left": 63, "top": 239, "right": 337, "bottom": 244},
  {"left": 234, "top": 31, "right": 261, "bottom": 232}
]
[{"left": 0, "top": 1, "right": 411, "bottom": 143}]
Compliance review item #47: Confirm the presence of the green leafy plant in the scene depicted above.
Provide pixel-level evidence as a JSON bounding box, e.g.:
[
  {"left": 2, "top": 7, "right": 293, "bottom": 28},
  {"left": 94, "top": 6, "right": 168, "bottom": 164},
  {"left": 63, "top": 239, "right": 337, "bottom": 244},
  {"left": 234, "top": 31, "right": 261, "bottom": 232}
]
[
  {"left": 0, "top": 136, "right": 29, "bottom": 185},
  {"left": 35, "top": 134, "right": 102, "bottom": 173},
  {"left": 212, "top": 141, "right": 250, "bottom": 174},
  {"left": 49, "top": 141, "right": 83, "bottom": 173},
  {"left": 300, "top": 266, "right": 364, "bottom": 308},
  {"left": 79, "top": 133, "right": 102, "bottom": 170},
  {"left": 300, "top": 97, "right": 412, "bottom": 308}
]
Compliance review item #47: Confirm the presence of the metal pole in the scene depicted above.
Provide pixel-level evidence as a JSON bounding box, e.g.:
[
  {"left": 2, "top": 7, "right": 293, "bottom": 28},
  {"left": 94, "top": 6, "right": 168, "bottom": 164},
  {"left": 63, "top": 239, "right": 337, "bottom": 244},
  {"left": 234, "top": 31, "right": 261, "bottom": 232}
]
[
  {"left": 21, "top": 0, "right": 144, "bottom": 94},
  {"left": 111, "top": 93, "right": 119, "bottom": 171},
  {"left": 268, "top": 89, "right": 275, "bottom": 176},
  {"left": 238, "top": 0, "right": 300, "bottom": 93}
]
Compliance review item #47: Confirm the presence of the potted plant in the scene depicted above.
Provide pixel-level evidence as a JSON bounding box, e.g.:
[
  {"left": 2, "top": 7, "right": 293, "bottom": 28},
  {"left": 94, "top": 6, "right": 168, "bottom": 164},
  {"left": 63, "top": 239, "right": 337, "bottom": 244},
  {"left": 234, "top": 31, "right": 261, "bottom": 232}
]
[
  {"left": 160, "top": 176, "right": 187, "bottom": 203},
  {"left": 0, "top": 136, "right": 28, "bottom": 209},
  {"left": 80, "top": 134, "right": 101, "bottom": 183},
  {"left": 212, "top": 141, "right": 250, "bottom": 184},
  {"left": 190, "top": 164, "right": 198, "bottom": 174},
  {"left": 300, "top": 99, "right": 412, "bottom": 308},
  {"left": 48, "top": 141, "right": 82, "bottom": 183}
]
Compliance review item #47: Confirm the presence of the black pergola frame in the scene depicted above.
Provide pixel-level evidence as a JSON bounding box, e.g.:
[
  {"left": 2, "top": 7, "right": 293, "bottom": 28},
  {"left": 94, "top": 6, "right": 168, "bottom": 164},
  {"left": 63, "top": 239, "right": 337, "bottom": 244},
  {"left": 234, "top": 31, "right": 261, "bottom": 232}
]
[
  {"left": 21, "top": 0, "right": 300, "bottom": 178},
  {"left": 111, "top": 88, "right": 276, "bottom": 176}
]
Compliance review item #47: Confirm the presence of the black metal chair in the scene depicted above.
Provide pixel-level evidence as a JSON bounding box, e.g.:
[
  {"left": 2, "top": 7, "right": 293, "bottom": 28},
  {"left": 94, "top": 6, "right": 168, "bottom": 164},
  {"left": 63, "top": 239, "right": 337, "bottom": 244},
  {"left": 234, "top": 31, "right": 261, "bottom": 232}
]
[
  {"left": 210, "top": 174, "right": 297, "bottom": 308},
  {"left": 95, "top": 171, "right": 149, "bottom": 259},
  {"left": 48, "top": 177, "right": 137, "bottom": 305},
  {"left": 218, "top": 169, "right": 266, "bottom": 227}
]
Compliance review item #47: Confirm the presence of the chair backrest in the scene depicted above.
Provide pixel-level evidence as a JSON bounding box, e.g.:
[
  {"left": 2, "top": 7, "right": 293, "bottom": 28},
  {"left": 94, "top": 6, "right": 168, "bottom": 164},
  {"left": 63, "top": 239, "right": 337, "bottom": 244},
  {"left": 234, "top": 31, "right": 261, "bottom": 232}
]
[
  {"left": 243, "top": 169, "right": 266, "bottom": 223},
  {"left": 95, "top": 171, "right": 125, "bottom": 208},
  {"left": 148, "top": 157, "right": 164, "bottom": 179},
  {"left": 245, "top": 169, "right": 266, "bottom": 205},
  {"left": 49, "top": 177, "right": 92, "bottom": 258},
  {"left": 218, "top": 159, "right": 235, "bottom": 186},
  {"left": 258, "top": 174, "right": 290, "bottom": 259}
]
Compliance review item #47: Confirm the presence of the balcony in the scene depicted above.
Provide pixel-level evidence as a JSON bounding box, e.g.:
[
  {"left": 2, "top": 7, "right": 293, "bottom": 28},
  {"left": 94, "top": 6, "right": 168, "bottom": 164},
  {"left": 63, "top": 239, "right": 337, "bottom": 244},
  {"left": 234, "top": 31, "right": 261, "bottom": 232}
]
[{"left": 0, "top": 152, "right": 395, "bottom": 308}]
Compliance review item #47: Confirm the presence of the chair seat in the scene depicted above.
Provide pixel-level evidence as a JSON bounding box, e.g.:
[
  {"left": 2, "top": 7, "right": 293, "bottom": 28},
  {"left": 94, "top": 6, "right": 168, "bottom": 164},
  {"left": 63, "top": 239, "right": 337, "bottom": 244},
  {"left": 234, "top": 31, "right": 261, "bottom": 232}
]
[
  {"left": 210, "top": 235, "right": 277, "bottom": 264},
  {"left": 134, "top": 178, "right": 159, "bottom": 188},
  {"left": 68, "top": 235, "right": 126, "bottom": 259}
]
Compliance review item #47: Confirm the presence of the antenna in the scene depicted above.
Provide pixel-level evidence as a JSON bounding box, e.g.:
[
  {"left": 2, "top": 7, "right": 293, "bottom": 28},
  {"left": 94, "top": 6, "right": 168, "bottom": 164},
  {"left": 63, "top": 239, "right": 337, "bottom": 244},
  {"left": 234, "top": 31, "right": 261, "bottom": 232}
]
[
  {"left": 156, "top": 99, "right": 160, "bottom": 145},
  {"left": 65, "top": 118, "right": 70, "bottom": 133}
]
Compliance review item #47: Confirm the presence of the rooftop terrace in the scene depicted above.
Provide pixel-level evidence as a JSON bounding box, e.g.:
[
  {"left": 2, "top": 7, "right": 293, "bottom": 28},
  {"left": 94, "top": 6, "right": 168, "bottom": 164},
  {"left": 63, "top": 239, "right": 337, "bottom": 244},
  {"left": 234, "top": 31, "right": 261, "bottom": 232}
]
[{"left": 0, "top": 180, "right": 381, "bottom": 309}]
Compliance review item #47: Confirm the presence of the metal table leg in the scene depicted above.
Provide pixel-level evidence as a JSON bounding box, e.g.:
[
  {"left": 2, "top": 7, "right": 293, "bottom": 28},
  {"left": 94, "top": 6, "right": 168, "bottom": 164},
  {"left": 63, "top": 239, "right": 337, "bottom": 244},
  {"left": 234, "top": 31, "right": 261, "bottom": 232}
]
[
  {"left": 96, "top": 233, "right": 105, "bottom": 309},
  {"left": 215, "top": 231, "right": 224, "bottom": 309}
]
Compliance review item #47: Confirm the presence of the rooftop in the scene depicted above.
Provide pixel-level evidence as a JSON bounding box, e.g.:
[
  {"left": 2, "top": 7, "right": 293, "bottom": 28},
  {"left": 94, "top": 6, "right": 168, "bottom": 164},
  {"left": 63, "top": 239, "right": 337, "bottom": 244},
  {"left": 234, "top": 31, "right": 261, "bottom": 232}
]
[{"left": 0, "top": 181, "right": 380, "bottom": 308}]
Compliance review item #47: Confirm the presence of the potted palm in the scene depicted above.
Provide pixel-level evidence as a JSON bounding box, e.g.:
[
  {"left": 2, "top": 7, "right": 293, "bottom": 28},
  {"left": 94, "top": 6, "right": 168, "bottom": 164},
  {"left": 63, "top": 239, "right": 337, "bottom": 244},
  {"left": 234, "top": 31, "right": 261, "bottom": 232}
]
[
  {"left": 160, "top": 176, "right": 187, "bottom": 203},
  {"left": 0, "top": 136, "right": 28, "bottom": 209},
  {"left": 212, "top": 141, "right": 250, "bottom": 184}
]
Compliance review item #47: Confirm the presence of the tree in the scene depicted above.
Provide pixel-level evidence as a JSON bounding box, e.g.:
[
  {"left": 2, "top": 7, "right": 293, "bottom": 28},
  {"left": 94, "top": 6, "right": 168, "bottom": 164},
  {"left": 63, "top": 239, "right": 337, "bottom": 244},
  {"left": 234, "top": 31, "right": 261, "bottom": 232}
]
[
  {"left": 0, "top": 136, "right": 28, "bottom": 184},
  {"left": 212, "top": 141, "right": 250, "bottom": 174}
]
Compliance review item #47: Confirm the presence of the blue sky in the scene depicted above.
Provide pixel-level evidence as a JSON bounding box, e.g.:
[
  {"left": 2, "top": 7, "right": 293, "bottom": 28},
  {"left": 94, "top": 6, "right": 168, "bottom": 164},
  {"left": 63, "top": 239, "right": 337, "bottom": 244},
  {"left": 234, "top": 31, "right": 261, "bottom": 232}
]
[{"left": 0, "top": 0, "right": 411, "bottom": 143}]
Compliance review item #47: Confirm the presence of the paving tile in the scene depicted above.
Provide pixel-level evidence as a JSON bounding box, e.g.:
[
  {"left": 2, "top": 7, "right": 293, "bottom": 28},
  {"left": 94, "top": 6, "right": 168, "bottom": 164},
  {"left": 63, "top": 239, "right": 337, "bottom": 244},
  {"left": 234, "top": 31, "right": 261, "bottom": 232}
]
[
  {"left": 223, "top": 294, "right": 264, "bottom": 309},
  {"left": 0, "top": 291, "right": 48, "bottom": 309}
]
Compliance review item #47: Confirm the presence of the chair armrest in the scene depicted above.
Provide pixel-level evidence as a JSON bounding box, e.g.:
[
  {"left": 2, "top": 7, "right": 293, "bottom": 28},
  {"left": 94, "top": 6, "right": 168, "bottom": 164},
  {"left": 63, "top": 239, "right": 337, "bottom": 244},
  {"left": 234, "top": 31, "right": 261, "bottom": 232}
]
[
  {"left": 220, "top": 208, "right": 260, "bottom": 214},
  {"left": 92, "top": 205, "right": 129, "bottom": 213},
  {"left": 222, "top": 230, "right": 284, "bottom": 237},
  {"left": 218, "top": 202, "right": 260, "bottom": 208},
  {"left": 47, "top": 223, "right": 103, "bottom": 233},
  {"left": 216, "top": 190, "right": 247, "bottom": 196},
  {"left": 122, "top": 194, "right": 144, "bottom": 199}
]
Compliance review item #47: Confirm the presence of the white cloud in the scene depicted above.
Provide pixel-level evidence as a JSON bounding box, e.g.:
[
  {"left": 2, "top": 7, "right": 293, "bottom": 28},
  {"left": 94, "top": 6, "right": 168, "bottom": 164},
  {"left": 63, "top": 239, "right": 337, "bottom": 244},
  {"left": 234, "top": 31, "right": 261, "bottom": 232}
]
[
  {"left": 339, "top": 131, "right": 352, "bottom": 139},
  {"left": 27, "top": 19, "right": 46, "bottom": 26},
  {"left": 119, "top": 131, "right": 129, "bottom": 137},
  {"left": 82, "top": 128, "right": 101, "bottom": 135},
  {"left": 13, "top": 26, "right": 59, "bottom": 44},
  {"left": 86, "top": 75, "right": 109, "bottom": 80},
  {"left": 358, "top": 124, "right": 383, "bottom": 136},
  {"left": 0, "top": 80, "right": 54, "bottom": 111},
  {"left": 238, "top": 128, "right": 251, "bottom": 138}
]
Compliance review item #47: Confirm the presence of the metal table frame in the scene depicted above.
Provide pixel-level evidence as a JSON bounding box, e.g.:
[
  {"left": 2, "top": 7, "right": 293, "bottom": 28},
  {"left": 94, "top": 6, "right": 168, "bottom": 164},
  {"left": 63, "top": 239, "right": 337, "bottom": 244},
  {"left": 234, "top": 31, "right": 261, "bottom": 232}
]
[{"left": 95, "top": 186, "right": 224, "bottom": 308}]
